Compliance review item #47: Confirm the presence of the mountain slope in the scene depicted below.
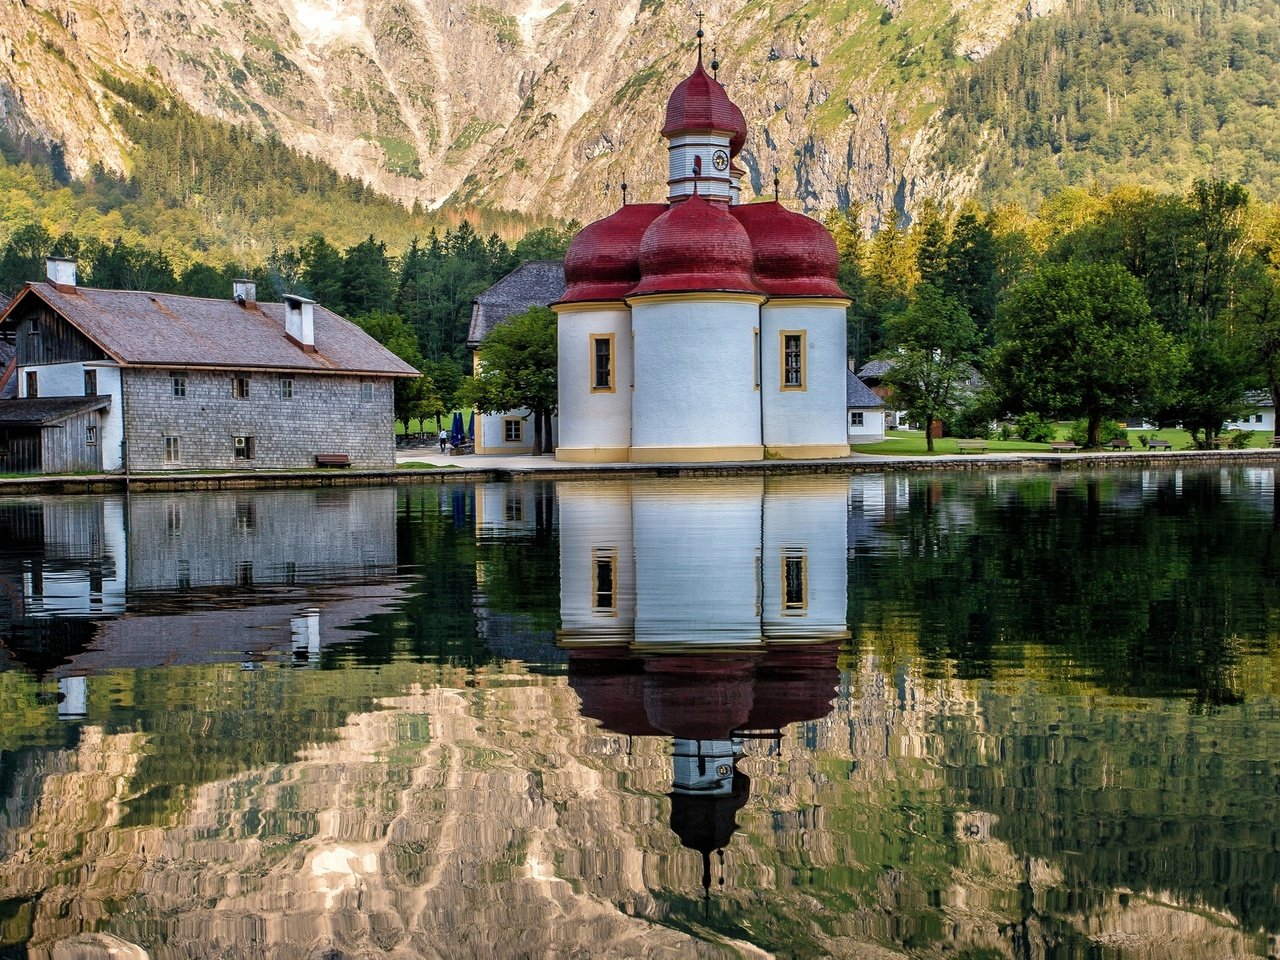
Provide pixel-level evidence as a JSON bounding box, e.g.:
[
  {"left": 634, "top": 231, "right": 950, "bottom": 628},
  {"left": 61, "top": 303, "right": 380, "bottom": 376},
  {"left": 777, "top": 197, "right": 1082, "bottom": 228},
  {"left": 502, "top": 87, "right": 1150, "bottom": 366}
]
[{"left": 1, "top": 0, "right": 1277, "bottom": 228}]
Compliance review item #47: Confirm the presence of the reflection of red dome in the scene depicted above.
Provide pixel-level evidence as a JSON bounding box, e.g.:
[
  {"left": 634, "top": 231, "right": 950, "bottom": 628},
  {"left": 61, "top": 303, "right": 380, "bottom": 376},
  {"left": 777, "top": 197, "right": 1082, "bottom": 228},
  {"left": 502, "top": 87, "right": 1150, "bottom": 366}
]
[
  {"left": 662, "top": 60, "right": 749, "bottom": 151},
  {"left": 560, "top": 203, "right": 667, "bottom": 303},
  {"left": 631, "top": 192, "right": 762, "bottom": 297},
  {"left": 730, "top": 202, "right": 846, "bottom": 298}
]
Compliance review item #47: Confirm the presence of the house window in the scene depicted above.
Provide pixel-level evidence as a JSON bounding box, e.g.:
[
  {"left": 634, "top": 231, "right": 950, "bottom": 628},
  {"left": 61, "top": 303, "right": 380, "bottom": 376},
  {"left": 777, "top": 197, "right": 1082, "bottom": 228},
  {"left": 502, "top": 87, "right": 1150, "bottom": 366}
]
[
  {"left": 233, "top": 435, "right": 255, "bottom": 460},
  {"left": 782, "top": 551, "right": 808, "bottom": 614},
  {"left": 164, "top": 436, "right": 181, "bottom": 464},
  {"left": 505, "top": 496, "right": 524, "bottom": 522},
  {"left": 850, "top": 411, "right": 864, "bottom": 428},
  {"left": 360, "top": 381, "right": 374, "bottom": 401},
  {"left": 504, "top": 417, "right": 523, "bottom": 443},
  {"left": 280, "top": 378, "right": 294, "bottom": 400},
  {"left": 171, "top": 374, "right": 187, "bottom": 398},
  {"left": 25, "top": 371, "right": 37, "bottom": 398},
  {"left": 235, "top": 499, "right": 256, "bottom": 531},
  {"left": 781, "top": 332, "right": 805, "bottom": 390},
  {"left": 591, "top": 334, "right": 615, "bottom": 392},
  {"left": 592, "top": 548, "right": 618, "bottom": 615},
  {"left": 166, "top": 502, "right": 182, "bottom": 534},
  {"left": 1256, "top": 414, "right": 1264, "bottom": 423},
  {"left": 83, "top": 369, "right": 97, "bottom": 396},
  {"left": 85, "top": 425, "right": 97, "bottom": 446},
  {"left": 232, "top": 376, "right": 250, "bottom": 399},
  {"left": 753, "top": 328, "right": 761, "bottom": 390}
]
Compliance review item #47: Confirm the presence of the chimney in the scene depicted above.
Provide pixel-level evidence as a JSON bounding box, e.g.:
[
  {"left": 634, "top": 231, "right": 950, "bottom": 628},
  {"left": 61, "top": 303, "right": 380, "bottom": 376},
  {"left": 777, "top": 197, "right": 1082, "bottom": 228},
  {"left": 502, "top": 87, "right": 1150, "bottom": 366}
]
[
  {"left": 46, "top": 257, "right": 77, "bottom": 292},
  {"left": 284, "top": 294, "right": 316, "bottom": 352},
  {"left": 232, "top": 279, "right": 257, "bottom": 306}
]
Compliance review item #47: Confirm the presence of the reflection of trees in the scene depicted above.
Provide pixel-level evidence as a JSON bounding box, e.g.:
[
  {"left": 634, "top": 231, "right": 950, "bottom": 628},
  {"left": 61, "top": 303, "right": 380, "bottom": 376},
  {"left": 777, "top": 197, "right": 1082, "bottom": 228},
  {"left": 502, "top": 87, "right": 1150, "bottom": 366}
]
[{"left": 851, "top": 469, "right": 1280, "bottom": 703}]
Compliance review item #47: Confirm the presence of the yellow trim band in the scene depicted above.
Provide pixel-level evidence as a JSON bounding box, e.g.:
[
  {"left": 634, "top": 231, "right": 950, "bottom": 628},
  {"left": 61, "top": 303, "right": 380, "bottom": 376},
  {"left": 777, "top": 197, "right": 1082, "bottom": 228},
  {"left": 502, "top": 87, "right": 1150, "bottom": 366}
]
[
  {"left": 556, "top": 446, "right": 632, "bottom": 463},
  {"left": 630, "top": 444, "right": 764, "bottom": 462},
  {"left": 553, "top": 301, "right": 629, "bottom": 314},
  {"left": 626, "top": 292, "right": 767, "bottom": 307},
  {"left": 762, "top": 297, "right": 852, "bottom": 308},
  {"left": 766, "top": 444, "right": 853, "bottom": 460}
]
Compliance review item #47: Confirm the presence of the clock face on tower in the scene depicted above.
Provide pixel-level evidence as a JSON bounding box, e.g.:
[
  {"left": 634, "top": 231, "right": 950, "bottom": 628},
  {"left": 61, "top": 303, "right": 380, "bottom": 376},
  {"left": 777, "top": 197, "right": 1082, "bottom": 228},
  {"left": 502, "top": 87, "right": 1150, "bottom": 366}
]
[{"left": 712, "top": 149, "right": 729, "bottom": 172}]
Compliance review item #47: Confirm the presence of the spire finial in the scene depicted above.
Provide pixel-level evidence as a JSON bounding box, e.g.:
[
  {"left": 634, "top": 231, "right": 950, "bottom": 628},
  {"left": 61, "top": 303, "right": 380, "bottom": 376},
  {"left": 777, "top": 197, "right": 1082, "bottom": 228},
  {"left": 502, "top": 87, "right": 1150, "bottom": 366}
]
[
  {"left": 621, "top": 175, "right": 628, "bottom": 205},
  {"left": 695, "top": 11, "right": 705, "bottom": 61},
  {"left": 710, "top": 45, "right": 719, "bottom": 79},
  {"left": 773, "top": 168, "right": 780, "bottom": 202}
]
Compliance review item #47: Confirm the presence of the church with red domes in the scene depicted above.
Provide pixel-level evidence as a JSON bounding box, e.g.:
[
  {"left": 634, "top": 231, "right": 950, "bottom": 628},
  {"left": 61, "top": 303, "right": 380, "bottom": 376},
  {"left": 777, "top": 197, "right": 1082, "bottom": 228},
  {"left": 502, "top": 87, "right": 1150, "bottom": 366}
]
[{"left": 554, "top": 44, "right": 851, "bottom": 463}]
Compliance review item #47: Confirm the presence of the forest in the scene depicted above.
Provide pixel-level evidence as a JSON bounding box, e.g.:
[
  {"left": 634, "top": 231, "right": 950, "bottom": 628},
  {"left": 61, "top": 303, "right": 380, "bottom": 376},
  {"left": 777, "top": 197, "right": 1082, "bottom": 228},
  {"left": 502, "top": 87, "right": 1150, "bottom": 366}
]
[{"left": 937, "top": 0, "right": 1280, "bottom": 205}]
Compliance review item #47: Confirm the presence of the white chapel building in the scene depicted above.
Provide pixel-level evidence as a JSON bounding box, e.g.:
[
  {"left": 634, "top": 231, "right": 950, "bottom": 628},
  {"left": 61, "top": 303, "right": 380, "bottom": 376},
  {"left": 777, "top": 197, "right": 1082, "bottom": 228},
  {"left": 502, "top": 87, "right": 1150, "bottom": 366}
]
[{"left": 553, "top": 52, "right": 851, "bottom": 463}]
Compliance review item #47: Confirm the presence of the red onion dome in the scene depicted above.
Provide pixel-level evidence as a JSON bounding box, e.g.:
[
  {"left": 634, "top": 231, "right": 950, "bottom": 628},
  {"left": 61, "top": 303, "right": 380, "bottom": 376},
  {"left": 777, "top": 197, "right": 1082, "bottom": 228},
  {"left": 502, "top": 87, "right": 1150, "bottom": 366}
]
[
  {"left": 661, "top": 60, "right": 749, "bottom": 150},
  {"left": 630, "top": 192, "right": 763, "bottom": 297},
  {"left": 559, "top": 203, "right": 667, "bottom": 303},
  {"left": 727, "top": 98, "right": 747, "bottom": 157},
  {"left": 729, "top": 201, "right": 847, "bottom": 298}
]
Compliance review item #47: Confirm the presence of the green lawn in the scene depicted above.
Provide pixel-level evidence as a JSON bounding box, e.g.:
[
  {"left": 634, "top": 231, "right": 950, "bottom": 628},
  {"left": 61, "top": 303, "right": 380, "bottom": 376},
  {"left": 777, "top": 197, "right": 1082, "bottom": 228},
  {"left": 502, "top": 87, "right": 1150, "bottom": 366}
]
[{"left": 852, "top": 427, "right": 1275, "bottom": 456}]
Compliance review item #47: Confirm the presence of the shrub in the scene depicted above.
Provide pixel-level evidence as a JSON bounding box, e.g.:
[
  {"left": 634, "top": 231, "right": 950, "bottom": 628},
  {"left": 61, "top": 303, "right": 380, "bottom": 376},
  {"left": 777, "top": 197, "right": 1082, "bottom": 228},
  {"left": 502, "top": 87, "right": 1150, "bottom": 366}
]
[
  {"left": 1067, "top": 419, "right": 1126, "bottom": 446},
  {"left": 1227, "top": 430, "right": 1252, "bottom": 449},
  {"left": 948, "top": 401, "right": 995, "bottom": 440},
  {"left": 1015, "top": 413, "right": 1055, "bottom": 444}
]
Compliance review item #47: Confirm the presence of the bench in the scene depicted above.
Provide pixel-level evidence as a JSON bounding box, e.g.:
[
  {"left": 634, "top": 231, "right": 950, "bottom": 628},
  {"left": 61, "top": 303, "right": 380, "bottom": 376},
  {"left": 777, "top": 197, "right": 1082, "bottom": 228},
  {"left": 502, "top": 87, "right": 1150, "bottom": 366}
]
[
  {"left": 956, "top": 440, "right": 989, "bottom": 454},
  {"left": 1145, "top": 438, "right": 1171, "bottom": 451},
  {"left": 315, "top": 453, "right": 351, "bottom": 468},
  {"left": 1271, "top": 436, "right": 1280, "bottom": 448},
  {"left": 1106, "top": 438, "right": 1133, "bottom": 451},
  {"left": 1050, "top": 442, "right": 1081, "bottom": 453}
]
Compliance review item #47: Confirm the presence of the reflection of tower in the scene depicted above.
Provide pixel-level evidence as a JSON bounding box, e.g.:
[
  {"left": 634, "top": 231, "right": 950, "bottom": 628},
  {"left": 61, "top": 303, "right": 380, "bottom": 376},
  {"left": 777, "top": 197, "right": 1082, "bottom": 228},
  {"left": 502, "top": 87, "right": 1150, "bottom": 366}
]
[{"left": 558, "top": 474, "right": 849, "bottom": 899}]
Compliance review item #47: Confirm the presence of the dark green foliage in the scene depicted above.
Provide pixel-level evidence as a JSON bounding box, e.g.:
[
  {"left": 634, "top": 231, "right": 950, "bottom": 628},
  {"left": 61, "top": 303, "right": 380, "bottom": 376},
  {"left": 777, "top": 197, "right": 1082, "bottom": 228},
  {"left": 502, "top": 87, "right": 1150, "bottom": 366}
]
[
  {"left": 1014, "top": 412, "right": 1056, "bottom": 443},
  {"left": 990, "top": 261, "right": 1184, "bottom": 446},
  {"left": 938, "top": 0, "right": 1280, "bottom": 204}
]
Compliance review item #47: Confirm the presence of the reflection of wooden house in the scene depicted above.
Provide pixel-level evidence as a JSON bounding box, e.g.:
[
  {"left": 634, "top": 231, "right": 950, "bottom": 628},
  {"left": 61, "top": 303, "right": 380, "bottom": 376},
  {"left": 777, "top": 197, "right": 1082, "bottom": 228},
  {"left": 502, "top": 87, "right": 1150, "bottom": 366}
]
[{"left": 0, "top": 260, "right": 417, "bottom": 474}]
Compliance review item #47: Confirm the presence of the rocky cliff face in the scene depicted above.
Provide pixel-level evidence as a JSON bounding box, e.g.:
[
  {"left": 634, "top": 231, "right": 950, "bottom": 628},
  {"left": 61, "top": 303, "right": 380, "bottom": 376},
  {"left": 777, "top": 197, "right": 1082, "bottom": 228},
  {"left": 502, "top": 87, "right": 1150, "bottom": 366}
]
[{"left": 0, "top": 0, "right": 1061, "bottom": 226}]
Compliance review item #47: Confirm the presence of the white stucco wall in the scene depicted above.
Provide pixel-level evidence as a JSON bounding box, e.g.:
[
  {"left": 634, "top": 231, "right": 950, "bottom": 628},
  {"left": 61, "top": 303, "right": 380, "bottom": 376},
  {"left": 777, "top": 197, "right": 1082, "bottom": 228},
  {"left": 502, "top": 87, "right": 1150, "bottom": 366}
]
[
  {"left": 555, "top": 305, "right": 632, "bottom": 457},
  {"left": 21, "top": 360, "right": 124, "bottom": 470},
  {"left": 631, "top": 477, "right": 765, "bottom": 647},
  {"left": 630, "top": 297, "right": 763, "bottom": 455},
  {"left": 1224, "top": 408, "right": 1275, "bottom": 432},
  {"left": 555, "top": 481, "right": 635, "bottom": 643},
  {"left": 759, "top": 303, "right": 848, "bottom": 450},
  {"left": 848, "top": 407, "right": 886, "bottom": 442}
]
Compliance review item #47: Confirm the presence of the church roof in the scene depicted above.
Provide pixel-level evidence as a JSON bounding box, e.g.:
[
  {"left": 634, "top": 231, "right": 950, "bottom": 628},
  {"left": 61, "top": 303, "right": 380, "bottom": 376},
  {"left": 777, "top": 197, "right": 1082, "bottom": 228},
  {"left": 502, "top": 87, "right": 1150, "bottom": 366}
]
[
  {"left": 730, "top": 201, "right": 845, "bottom": 298},
  {"left": 631, "top": 192, "right": 762, "bottom": 297},
  {"left": 847, "top": 371, "right": 885, "bottom": 408},
  {"left": 661, "top": 59, "right": 748, "bottom": 150},
  {"left": 468, "top": 261, "right": 565, "bottom": 347},
  {"left": 561, "top": 205, "right": 665, "bottom": 303}
]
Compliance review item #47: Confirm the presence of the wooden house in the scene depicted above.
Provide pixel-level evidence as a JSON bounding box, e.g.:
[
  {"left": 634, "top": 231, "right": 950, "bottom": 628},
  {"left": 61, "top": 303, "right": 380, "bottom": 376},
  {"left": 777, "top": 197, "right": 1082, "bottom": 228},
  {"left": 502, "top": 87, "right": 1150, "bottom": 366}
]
[{"left": 0, "top": 260, "right": 417, "bottom": 474}]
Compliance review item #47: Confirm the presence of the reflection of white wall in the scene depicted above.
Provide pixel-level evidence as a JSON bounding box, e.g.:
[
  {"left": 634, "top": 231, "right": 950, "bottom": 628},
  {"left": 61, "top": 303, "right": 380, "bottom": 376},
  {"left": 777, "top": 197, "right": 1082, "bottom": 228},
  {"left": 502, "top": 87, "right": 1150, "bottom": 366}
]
[
  {"left": 476, "top": 483, "right": 541, "bottom": 539},
  {"left": 632, "top": 478, "right": 765, "bottom": 647},
  {"left": 762, "top": 478, "right": 849, "bottom": 641},
  {"left": 57, "top": 675, "right": 87, "bottom": 719},
  {"left": 22, "top": 497, "right": 127, "bottom": 616},
  {"left": 291, "top": 609, "right": 321, "bottom": 664},
  {"left": 556, "top": 482, "right": 635, "bottom": 644}
]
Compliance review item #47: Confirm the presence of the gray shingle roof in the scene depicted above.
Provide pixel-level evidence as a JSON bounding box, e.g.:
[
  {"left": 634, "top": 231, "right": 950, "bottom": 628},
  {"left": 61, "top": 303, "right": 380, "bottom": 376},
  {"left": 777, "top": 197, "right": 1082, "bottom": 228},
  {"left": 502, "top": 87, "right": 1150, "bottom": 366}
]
[
  {"left": 0, "top": 395, "right": 111, "bottom": 425},
  {"left": 0, "top": 284, "right": 418, "bottom": 377},
  {"left": 846, "top": 371, "right": 885, "bottom": 408},
  {"left": 856, "top": 358, "right": 894, "bottom": 380},
  {"left": 468, "top": 261, "right": 565, "bottom": 347},
  {"left": 1243, "top": 389, "right": 1274, "bottom": 408}
]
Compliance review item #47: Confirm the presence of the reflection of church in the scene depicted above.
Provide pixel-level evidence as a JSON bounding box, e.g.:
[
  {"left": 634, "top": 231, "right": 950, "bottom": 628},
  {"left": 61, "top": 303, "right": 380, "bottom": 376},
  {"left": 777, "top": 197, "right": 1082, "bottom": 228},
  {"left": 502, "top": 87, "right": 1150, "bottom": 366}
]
[{"left": 555, "top": 477, "right": 849, "bottom": 897}]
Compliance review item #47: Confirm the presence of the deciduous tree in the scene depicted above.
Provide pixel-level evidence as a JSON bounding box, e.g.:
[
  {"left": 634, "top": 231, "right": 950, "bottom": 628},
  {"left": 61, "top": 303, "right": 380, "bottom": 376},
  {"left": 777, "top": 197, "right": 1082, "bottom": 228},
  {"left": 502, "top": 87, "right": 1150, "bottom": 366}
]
[{"left": 458, "top": 306, "right": 557, "bottom": 455}]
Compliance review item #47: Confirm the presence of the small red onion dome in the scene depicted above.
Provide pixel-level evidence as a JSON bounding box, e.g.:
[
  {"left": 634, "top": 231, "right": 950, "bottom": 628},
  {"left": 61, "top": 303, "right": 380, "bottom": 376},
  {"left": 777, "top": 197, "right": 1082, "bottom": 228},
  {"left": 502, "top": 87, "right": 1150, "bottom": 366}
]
[
  {"left": 630, "top": 192, "right": 763, "bottom": 297},
  {"left": 730, "top": 201, "right": 847, "bottom": 298},
  {"left": 662, "top": 60, "right": 749, "bottom": 150},
  {"left": 559, "top": 203, "right": 667, "bottom": 303}
]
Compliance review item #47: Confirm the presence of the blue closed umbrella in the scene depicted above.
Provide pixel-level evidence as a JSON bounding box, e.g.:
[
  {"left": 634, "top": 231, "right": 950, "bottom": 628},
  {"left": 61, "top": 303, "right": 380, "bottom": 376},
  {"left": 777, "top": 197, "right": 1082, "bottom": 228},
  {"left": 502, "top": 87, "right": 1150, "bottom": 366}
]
[
  {"left": 467, "top": 411, "right": 475, "bottom": 439},
  {"left": 451, "top": 411, "right": 465, "bottom": 447}
]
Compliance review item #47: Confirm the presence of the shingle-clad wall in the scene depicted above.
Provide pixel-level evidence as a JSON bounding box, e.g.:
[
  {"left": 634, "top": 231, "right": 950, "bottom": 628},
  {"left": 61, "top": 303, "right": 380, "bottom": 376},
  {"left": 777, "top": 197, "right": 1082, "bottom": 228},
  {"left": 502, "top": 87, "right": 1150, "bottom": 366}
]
[{"left": 122, "top": 368, "right": 396, "bottom": 470}]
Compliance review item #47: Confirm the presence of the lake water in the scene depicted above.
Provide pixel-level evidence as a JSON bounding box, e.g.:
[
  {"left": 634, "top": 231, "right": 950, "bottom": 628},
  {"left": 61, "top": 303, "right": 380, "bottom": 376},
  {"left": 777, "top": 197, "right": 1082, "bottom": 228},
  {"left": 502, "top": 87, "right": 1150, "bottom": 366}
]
[{"left": 0, "top": 469, "right": 1278, "bottom": 959}]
